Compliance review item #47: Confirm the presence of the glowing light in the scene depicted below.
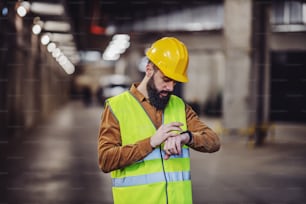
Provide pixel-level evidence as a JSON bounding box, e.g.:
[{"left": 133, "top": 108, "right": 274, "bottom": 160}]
[
  {"left": 41, "top": 34, "right": 50, "bottom": 45},
  {"left": 112, "top": 34, "right": 130, "bottom": 41},
  {"left": 58, "top": 55, "right": 68, "bottom": 65},
  {"left": 47, "top": 43, "right": 56, "bottom": 52},
  {"left": 32, "top": 24, "right": 42, "bottom": 35},
  {"left": 105, "top": 25, "right": 116, "bottom": 36},
  {"left": 62, "top": 62, "right": 75, "bottom": 75},
  {"left": 51, "top": 33, "right": 73, "bottom": 42},
  {"left": 52, "top": 48, "right": 61, "bottom": 58},
  {"left": 103, "top": 51, "right": 120, "bottom": 61},
  {"left": 103, "top": 34, "right": 130, "bottom": 61},
  {"left": 30, "top": 2, "right": 64, "bottom": 15},
  {"left": 16, "top": 1, "right": 30, "bottom": 17},
  {"left": 44, "top": 21, "right": 71, "bottom": 32},
  {"left": 17, "top": 6, "right": 27, "bottom": 17},
  {"left": 2, "top": 7, "right": 8, "bottom": 16}
]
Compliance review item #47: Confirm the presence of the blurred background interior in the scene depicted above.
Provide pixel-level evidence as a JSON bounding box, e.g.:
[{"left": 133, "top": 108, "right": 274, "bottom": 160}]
[{"left": 1, "top": 0, "right": 306, "bottom": 203}]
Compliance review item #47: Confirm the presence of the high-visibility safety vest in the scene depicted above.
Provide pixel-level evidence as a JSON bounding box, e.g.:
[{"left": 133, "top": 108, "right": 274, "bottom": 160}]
[{"left": 106, "top": 91, "right": 192, "bottom": 204}]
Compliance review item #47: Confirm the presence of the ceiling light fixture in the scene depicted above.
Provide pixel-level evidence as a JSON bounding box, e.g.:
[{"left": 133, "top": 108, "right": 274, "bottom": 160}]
[
  {"left": 43, "top": 21, "right": 71, "bottom": 32},
  {"left": 103, "top": 34, "right": 130, "bottom": 61},
  {"left": 16, "top": 1, "right": 30, "bottom": 17},
  {"left": 41, "top": 34, "right": 50, "bottom": 45},
  {"left": 30, "top": 2, "right": 64, "bottom": 15},
  {"left": 32, "top": 24, "right": 42, "bottom": 35}
]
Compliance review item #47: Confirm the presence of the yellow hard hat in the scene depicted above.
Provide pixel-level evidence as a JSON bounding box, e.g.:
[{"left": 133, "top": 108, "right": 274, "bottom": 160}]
[{"left": 146, "top": 37, "right": 189, "bottom": 83}]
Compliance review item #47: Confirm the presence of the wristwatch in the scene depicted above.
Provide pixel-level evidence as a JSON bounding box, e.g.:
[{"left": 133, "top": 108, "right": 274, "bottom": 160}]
[{"left": 180, "top": 130, "right": 192, "bottom": 144}]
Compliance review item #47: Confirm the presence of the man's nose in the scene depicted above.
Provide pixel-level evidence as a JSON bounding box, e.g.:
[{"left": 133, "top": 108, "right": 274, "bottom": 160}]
[{"left": 165, "top": 81, "right": 175, "bottom": 91}]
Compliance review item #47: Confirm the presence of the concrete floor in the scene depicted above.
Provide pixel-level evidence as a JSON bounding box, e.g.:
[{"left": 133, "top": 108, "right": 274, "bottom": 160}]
[{"left": 1, "top": 101, "right": 306, "bottom": 204}]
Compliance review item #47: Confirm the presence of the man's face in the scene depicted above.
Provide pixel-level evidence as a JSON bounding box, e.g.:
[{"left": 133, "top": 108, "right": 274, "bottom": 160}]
[{"left": 146, "top": 67, "right": 176, "bottom": 110}]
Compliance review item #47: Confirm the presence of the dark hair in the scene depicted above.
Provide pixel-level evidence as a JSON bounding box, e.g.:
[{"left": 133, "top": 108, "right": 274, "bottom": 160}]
[{"left": 147, "top": 60, "right": 158, "bottom": 72}]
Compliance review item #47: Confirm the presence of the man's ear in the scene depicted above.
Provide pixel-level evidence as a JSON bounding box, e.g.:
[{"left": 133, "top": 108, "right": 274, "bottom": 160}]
[{"left": 146, "top": 63, "right": 154, "bottom": 78}]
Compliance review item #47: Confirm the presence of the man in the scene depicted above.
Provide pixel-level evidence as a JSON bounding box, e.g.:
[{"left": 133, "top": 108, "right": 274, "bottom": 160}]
[{"left": 98, "top": 37, "right": 220, "bottom": 204}]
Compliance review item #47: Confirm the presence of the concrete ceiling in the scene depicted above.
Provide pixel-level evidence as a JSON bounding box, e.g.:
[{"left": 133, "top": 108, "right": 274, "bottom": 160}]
[
  {"left": 65, "top": 0, "right": 222, "bottom": 52},
  {"left": 6, "top": 0, "right": 222, "bottom": 60}
]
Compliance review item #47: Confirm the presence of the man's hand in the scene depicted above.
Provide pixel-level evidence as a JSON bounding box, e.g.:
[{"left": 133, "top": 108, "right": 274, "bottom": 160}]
[
  {"left": 163, "top": 131, "right": 190, "bottom": 160},
  {"left": 150, "top": 122, "right": 183, "bottom": 148}
]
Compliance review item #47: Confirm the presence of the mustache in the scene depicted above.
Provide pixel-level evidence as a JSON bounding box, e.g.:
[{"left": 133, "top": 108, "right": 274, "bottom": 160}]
[{"left": 159, "top": 90, "right": 172, "bottom": 95}]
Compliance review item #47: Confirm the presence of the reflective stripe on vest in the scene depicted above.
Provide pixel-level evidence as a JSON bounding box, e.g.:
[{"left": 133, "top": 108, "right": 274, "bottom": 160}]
[
  {"left": 113, "top": 171, "right": 191, "bottom": 187},
  {"left": 106, "top": 91, "right": 192, "bottom": 204},
  {"left": 137, "top": 147, "right": 190, "bottom": 162}
]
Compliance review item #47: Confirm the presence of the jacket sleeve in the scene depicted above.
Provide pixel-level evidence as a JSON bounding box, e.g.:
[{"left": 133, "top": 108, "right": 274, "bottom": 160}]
[
  {"left": 185, "top": 104, "right": 221, "bottom": 153},
  {"left": 97, "top": 105, "right": 153, "bottom": 173}
]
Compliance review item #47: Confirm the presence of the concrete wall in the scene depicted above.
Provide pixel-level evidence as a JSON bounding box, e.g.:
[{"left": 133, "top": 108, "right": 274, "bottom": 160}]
[
  {"left": 123, "top": 32, "right": 225, "bottom": 115},
  {"left": 183, "top": 51, "right": 224, "bottom": 106}
]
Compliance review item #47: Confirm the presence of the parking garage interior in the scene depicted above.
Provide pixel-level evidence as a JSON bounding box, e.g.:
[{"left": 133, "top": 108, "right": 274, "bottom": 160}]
[{"left": 1, "top": 0, "right": 306, "bottom": 203}]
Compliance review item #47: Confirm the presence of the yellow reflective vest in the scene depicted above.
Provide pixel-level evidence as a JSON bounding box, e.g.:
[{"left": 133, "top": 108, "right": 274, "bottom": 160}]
[{"left": 106, "top": 91, "right": 192, "bottom": 204}]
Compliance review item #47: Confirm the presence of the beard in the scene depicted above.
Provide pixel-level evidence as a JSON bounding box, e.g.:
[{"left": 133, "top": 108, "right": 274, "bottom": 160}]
[{"left": 147, "top": 76, "right": 172, "bottom": 110}]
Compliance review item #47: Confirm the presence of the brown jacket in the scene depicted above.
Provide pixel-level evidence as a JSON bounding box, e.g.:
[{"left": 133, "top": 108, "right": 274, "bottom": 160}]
[{"left": 98, "top": 83, "right": 220, "bottom": 173}]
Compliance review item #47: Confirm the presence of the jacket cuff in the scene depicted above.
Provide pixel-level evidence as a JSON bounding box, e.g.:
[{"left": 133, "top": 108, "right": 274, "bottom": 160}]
[{"left": 137, "top": 137, "right": 154, "bottom": 157}]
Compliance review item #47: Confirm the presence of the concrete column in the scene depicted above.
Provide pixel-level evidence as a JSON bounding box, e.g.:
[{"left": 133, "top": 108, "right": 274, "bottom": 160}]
[
  {"left": 223, "top": 0, "right": 253, "bottom": 129},
  {"left": 23, "top": 33, "right": 39, "bottom": 129},
  {"left": 251, "top": 1, "right": 271, "bottom": 145}
]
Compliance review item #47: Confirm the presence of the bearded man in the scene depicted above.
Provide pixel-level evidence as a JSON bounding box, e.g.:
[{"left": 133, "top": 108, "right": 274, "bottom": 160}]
[{"left": 97, "top": 37, "right": 220, "bottom": 204}]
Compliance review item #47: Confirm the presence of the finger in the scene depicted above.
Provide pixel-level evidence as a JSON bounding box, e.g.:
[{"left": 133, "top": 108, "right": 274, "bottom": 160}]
[
  {"left": 162, "top": 130, "right": 180, "bottom": 141},
  {"left": 175, "top": 138, "right": 182, "bottom": 155},
  {"left": 164, "top": 153, "right": 170, "bottom": 160},
  {"left": 163, "top": 140, "right": 170, "bottom": 154},
  {"left": 164, "top": 149, "right": 171, "bottom": 156},
  {"left": 164, "top": 126, "right": 182, "bottom": 134},
  {"left": 167, "top": 131, "right": 180, "bottom": 137},
  {"left": 168, "top": 137, "right": 178, "bottom": 155},
  {"left": 163, "top": 140, "right": 168, "bottom": 150},
  {"left": 163, "top": 140, "right": 173, "bottom": 156},
  {"left": 164, "top": 122, "right": 183, "bottom": 131},
  {"left": 171, "top": 138, "right": 179, "bottom": 155},
  {"left": 169, "top": 122, "right": 184, "bottom": 127}
]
